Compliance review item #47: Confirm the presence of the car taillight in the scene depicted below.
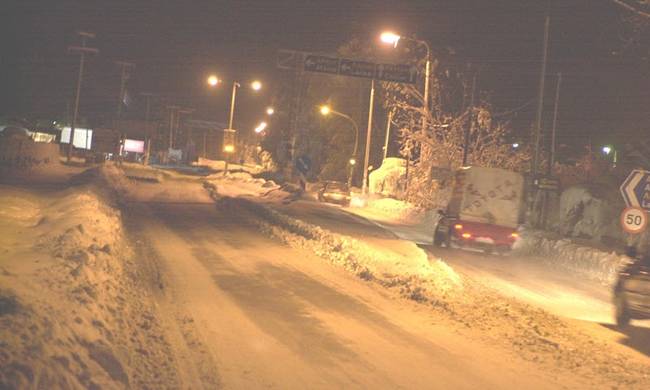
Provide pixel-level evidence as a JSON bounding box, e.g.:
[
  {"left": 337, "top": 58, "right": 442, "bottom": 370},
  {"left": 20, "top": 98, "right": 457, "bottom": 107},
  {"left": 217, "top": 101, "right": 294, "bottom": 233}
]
[
  {"left": 510, "top": 232, "right": 519, "bottom": 238},
  {"left": 461, "top": 232, "right": 472, "bottom": 239},
  {"left": 454, "top": 224, "right": 463, "bottom": 230}
]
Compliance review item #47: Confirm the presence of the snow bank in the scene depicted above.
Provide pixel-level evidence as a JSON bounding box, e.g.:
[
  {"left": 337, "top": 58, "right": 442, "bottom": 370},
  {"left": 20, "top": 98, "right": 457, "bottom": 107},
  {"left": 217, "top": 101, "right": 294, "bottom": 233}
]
[
  {"left": 514, "top": 230, "right": 630, "bottom": 285},
  {"left": 368, "top": 157, "right": 405, "bottom": 197},
  {"left": 0, "top": 182, "right": 178, "bottom": 388}
]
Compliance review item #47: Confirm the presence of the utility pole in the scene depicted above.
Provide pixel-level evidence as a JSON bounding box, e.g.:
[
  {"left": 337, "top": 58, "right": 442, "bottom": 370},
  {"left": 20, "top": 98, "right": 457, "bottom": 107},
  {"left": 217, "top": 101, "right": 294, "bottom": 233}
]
[
  {"left": 462, "top": 71, "right": 478, "bottom": 167},
  {"left": 528, "top": 5, "right": 551, "bottom": 228},
  {"left": 115, "top": 61, "right": 135, "bottom": 161},
  {"left": 548, "top": 72, "right": 562, "bottom": 174},
  {"left": 141, "top": 92, "right": 156, "bottom": 165},
  {"left": 67, "top": 31, "right": 98, "bottom": 162},
  {"left": 166, "top": 105, "right": 179, "bottom": 149},
  {"left": 362, "top": 79, "right": 376, "bottom": 195},
  {"left": 533, "top": 6, "right": 551, "bottom": 178},
  {"left": 383, "top": 109, "right": 393, "bottom": 162}
]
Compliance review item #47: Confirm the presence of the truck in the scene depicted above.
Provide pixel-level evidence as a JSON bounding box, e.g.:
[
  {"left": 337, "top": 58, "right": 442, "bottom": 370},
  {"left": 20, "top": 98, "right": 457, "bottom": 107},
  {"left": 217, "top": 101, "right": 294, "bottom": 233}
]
[{"left": 433, "top": 166, "right": 526, "bottom": 253}]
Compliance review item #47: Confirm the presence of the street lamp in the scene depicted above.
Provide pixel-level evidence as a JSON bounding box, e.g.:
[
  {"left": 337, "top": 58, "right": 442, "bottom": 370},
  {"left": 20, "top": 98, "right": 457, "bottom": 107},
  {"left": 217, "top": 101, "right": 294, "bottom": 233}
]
[
  {"left": 320, "top": 105, "right": 360, "bottom": 187},
  {"left": 602, "top": 145, "right": 612, "bottom": 155},
  {"left": 266, "top": 107, "right": 275, "bottom": 115},
  {"left": 379, "top": 30, "right": 431, "bottom": 128},
  {"left": 254, "top": 121, "right": 267, "bottom": 134},
  {"left": 207, "top": 74, "right": 262, "bottom": 174}
]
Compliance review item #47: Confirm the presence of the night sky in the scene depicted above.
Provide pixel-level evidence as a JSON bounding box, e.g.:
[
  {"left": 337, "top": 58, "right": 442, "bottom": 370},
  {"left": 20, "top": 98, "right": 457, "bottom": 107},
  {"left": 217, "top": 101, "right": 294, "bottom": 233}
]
[{"left": 2, "top": 0, "right": 648, "bottom": 151}]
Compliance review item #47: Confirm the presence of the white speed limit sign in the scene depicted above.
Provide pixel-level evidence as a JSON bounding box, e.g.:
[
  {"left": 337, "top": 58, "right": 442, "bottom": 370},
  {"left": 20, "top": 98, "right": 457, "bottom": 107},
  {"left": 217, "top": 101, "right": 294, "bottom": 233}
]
[{"left": 620, "top": 207, "right": 648, "bottom": 234}]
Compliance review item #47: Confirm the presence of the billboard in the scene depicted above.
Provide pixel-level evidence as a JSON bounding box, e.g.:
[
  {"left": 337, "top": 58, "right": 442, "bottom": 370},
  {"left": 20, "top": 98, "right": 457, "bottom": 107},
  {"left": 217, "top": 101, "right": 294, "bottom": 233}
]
[
  {"left": 123, "top": 139, "right": 145, "bottom": 153},
  {"left": 61, "top": 127, "right": 93, "bottom": 150}
]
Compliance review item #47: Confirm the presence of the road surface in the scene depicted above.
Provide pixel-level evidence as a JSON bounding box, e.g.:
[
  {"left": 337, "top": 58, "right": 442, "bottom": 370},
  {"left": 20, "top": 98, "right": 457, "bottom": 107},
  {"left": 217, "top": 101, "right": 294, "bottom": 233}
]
[{"left": 122, "top": 200, "right": 588, "bottom": 389}]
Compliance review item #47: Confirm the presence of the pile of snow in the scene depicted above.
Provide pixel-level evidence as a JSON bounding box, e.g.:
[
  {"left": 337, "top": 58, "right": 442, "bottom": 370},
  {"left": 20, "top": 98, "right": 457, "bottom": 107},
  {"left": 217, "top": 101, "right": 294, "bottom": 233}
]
[
  {"left": 0, "top": 183, "right": 178, "bottom": 388},
  {"left": 514, "top": 230, "right": 630, "bottom": 284},
  {"left": 368, "top": 157, "right": 406, "bottom": 197},
  {"left": 362, "top": 196, "right": 435, "bottom": 225},
  {"left": 558, "top": 185, "right": 626, "bottom": 243}
]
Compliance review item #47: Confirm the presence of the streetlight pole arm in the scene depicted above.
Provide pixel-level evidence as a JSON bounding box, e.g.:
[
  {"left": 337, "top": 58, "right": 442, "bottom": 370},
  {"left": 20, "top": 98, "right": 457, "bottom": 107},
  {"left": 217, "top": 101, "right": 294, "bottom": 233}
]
[{"left": 331, "top": 110, "right": 360, "bottom": 157}]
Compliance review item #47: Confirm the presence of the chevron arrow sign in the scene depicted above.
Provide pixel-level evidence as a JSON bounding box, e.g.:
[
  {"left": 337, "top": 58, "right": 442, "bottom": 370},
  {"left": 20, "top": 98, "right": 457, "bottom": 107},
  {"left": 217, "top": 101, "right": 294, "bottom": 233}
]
[{"left": 620, "top": 169, "right": 650, "bottom": 211}]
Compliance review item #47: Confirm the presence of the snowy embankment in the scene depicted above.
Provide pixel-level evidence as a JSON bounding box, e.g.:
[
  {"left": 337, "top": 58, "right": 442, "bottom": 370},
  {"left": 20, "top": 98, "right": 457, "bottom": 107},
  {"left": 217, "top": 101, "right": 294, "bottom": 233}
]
[
  {"left": 514, "top": 230, "right": 629, "bottom": 285},
  {"left": 204, "top": 182, "right": 650, "bottom": 388},
  {"left": 0, "top": 170, "right": 178, "bottom": 389}
]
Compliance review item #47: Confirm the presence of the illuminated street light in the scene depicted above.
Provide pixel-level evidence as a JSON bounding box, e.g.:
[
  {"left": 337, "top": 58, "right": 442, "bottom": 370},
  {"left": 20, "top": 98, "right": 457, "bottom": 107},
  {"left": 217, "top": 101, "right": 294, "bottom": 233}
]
[
  {"left": 207, "top": 74, "right": 220, "bottom": 86},
  {"left": 266, "top": 107, "right": 275, "bottom": 115},
  {"left": 318, "top": 104, "right": 359, "bottom": 187},
  {"left": 254, "top": 121, "right": 267, "bottom": 133},
  {"left": 512, "top": 143, "right": 520, "bottom": 149},
  {"left": 380, "top": 31, "right": 401, "bottom": 47},
  {"left": 602, "top": 145, "right": 612, "bottom": 155},
  {"left": 207, "top": 74, "right": 262, "bottom": 174}
]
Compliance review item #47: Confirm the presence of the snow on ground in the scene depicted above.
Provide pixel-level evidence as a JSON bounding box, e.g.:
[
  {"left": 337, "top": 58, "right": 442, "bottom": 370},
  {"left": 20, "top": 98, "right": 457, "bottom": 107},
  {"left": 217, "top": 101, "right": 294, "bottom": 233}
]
[
  {"left": 514, "top": 229, "right": 631, "bottom": 285},
  {"left": 202, "top": 180, "right": 650, "bottom": 388},
  {"left": 0, "top": 177, "right": 179, "bottom": 388}
]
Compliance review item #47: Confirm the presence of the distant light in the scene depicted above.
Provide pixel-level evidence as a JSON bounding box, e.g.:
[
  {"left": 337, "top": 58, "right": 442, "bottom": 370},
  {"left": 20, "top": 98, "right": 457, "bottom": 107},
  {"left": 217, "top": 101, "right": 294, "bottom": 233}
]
[
  {"left": 454, "top": 224, "right": 463, "bottom": 230},
  {"left": 256, "top": 146, "right": 262, "bottom": 152},
  {"left": 207, "top": 75, "right": 219, "bottom": 86},
  {"left": 461, "top": 233, "right": 472, "bottom": 239},
  {"left": 224, "top": 144, "right": 235, "bottom": 153},
  {"left": 254, "top": 121, "right": 267, "bottom": 133},
  {"left": 380, "top": 31, "right": 401, "bottom": 47},
  {"left": 602, "top": 146, "right": 612, "bottom": 155},
  {"left": 52, "top": 121, "right": 57, "bottom": 125},
  {"left": 512, "top": 143, "right": 519, "bottom": 148},
  {"left": 349, "top": 158, "right": 356, "bottom": 165},
  {"left": 320, "top": 105, "right": 331, "bottom": 115},
  {"left": 266, "top": 107, "right": 274, "bottom": 115},
  {"left": 251, "top": 80, "right": 262, "bottom": 91}
]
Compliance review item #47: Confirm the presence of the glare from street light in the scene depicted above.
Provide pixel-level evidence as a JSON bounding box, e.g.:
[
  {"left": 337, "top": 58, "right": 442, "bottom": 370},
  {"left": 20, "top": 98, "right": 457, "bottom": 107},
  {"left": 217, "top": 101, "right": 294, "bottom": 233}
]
[
  {"left": 266, "top": 107, "right": 275, "bottom": 115},
  {"left": 512, "top": 143, "right": 520, "bottom": 148},
  {"left": 207, "top": 75, "right": 219, "bottom": 86},
  {"left": 224, "top": 144, "right": 235, "bottom": 153},
  {"left": 380, "top": 31, "right": 401, "bottom": 47},
  {"left": 349, "top": 158, "right": 356, "bottom": 166},
  {"left": 320, "top": 105, "right": 331, "bottom": 115},
  {"left": 254, "top": 121, "right": 267, "bottom": 133},
  {"left": 251, "top": 80, "right": 262, "bottom": 91},
  {"left": 602, "top": 146, "right": 612, "bottom": 155}
]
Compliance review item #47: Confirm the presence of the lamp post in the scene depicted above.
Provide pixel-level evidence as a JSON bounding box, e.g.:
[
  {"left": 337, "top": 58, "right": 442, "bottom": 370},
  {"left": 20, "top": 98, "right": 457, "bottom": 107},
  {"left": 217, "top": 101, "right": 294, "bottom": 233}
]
[
  {"left": 207, "top": 75, "right": 262, "bottom": 174},
  {"left": 320, "top": 105, "right": 359, "bottom": 187},
  {"left": 380, "top": 31, "right": 431, "bottom": 125}
]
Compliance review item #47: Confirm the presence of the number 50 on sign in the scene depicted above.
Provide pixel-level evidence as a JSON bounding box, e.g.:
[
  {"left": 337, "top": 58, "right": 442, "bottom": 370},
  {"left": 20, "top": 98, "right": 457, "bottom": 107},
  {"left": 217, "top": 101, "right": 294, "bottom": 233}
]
[{"left": 620, "top": 207, "right": 648, "bottom": 234}]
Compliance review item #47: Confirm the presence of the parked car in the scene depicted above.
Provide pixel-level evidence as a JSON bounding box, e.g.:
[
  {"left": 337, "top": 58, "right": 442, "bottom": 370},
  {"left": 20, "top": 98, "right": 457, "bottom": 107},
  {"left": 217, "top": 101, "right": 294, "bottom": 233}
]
[
  {"left": 613, "top": 249, "right": 650, "bottom": 327},
  {"left": 317, "top": 181, "right": 351, "bottom": 206}
]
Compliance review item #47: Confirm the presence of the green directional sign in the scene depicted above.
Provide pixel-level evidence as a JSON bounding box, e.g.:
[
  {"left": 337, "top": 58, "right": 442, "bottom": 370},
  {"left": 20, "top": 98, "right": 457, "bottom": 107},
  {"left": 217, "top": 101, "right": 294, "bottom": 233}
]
[
  {"left": 303, "top": 54, "right": 340, "bottom": 74},
  {"left": 339, "top": 59, "right": 376, "bottom": 79},
  {"left": 298, "top": 51, "right": 417, "bottom": 84}
]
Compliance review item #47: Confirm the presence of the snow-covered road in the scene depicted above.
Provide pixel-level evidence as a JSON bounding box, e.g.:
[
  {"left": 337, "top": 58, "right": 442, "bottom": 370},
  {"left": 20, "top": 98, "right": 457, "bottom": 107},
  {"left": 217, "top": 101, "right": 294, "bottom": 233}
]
[
  {"left": 277, "top": 198, "right": 650, "bottom": 354},
  {"left": 123, "top": 200, "right": 591, "bottom": 389}
]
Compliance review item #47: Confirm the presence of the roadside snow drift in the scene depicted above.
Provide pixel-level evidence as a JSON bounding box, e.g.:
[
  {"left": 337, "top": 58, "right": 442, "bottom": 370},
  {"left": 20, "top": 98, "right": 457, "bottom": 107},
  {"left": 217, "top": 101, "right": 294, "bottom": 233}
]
[{"left": 0, "top": 178, "right": 178, "bottom": 389}]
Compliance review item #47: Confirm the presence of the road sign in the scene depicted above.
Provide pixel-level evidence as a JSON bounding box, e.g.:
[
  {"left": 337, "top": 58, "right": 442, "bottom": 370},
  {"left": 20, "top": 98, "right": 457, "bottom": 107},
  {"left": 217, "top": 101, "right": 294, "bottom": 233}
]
[
  {"left": 339, "top": 59, "right": 376, "bottom": 79},
  {"left": 295, "top": 155, "right": 312, "bottom": 175},
  {"left": 376, "top": 63, "right": 418, "bottom": 84},
  {"left": 620, "top": 207, "right": 648, "bottom": 234},
  {"left": 534, "top": 177, "right": 559, "bottom": 191},
  {"left": 304, "top": 54, "right": 340, "bottom": 74},
  {"left": 297, "top": 50, "right": 417, "bottom": 84},
  {"left": 620, "top": 169, "right": 650, "bottom": 210}
]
